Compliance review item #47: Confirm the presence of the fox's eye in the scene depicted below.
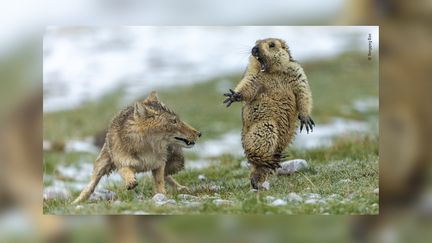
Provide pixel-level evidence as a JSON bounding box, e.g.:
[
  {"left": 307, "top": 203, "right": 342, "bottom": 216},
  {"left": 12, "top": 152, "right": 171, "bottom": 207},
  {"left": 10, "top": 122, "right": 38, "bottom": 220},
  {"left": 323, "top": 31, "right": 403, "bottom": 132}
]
[{"left": 269, "top": 42, "right": 275, "bottom": 48}]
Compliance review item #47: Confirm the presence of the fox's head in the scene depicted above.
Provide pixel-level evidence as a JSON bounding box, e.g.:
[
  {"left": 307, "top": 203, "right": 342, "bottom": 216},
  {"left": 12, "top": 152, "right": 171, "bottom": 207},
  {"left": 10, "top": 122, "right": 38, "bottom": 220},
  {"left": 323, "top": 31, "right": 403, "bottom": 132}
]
[{"left": 133, "top": 91, "right": 201, "bottom": 148}]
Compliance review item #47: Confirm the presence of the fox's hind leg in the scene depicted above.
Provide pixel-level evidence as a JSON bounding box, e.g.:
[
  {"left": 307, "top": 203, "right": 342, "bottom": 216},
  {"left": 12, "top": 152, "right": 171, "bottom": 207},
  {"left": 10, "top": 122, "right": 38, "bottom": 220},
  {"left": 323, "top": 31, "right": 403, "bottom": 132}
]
[
  {"left": 165, "top": 176, "right": 189, "bottom": 192},
  {"left": 118, "top": 167, "right": 137, "bottom": 190},
  {"left": 164, "top": 145, "right": 189, "bottom": 191},
  {"left": 243, "top": 120, "right": 281, "bottom": 190},
  {"left": 72, "top": 143, "right": 114, "bottom": 204}
]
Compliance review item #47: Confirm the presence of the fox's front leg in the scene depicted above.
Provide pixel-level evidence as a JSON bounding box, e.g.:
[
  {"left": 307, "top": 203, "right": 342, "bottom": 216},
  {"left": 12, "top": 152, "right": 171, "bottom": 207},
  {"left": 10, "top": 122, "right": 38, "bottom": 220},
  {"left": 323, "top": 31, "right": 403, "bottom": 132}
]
[
  {"left": 118, "top": 167, "right": 138, "bottom": 190},
  {"left": 152, "top": 166, "right": 166, "bottom": 194}
]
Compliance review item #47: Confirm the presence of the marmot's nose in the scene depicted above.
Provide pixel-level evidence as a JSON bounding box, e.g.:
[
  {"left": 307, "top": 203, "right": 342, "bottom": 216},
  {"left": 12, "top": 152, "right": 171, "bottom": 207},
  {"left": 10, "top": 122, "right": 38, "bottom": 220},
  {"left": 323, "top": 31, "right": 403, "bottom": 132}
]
[
  {"left": 252, "top": 46, "right": 259, "bottom": 57},
  {"left": 197, "top": 132, "right": 202, "bottom": 137}
]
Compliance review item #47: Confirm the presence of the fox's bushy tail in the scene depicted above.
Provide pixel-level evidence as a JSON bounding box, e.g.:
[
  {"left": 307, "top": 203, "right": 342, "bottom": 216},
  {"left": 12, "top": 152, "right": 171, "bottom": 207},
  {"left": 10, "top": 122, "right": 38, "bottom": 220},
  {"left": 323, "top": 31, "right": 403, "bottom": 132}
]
[{"left": 72, "top": 144, "right": 114, "bottom": 204}]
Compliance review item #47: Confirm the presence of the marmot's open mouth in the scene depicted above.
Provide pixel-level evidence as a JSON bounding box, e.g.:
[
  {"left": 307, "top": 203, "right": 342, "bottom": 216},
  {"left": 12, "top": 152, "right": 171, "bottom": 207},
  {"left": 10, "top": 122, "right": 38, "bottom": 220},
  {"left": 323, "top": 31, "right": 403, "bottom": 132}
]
[
  {"left": 254, "top": 56, "right": 267, "bottom": 72},
  {"left": 174, "top": 137, "right": 195, "bottom": 146}
]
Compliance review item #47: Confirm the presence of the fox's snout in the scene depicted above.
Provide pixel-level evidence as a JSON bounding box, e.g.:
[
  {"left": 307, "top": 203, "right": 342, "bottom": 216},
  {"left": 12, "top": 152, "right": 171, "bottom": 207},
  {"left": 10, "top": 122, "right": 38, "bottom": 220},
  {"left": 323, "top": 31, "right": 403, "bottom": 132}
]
[
  {"left": 173, "top": 121, "right": 201, "bottom": 148},
  {"left": 181, "top": 123, "right": 201, "bottom": 141}
]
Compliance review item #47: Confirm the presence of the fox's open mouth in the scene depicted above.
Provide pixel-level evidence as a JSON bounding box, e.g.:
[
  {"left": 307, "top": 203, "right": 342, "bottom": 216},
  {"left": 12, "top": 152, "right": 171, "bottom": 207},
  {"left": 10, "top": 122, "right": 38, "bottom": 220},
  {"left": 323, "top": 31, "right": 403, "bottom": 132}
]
[{"left": 174, "top": 137, "right": 195, "bottom": 146}]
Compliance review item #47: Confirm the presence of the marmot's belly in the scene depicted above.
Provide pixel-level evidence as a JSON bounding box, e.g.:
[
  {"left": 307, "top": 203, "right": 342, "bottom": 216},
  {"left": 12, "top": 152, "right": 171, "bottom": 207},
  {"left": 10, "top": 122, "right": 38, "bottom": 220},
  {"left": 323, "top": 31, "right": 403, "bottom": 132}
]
[{"left": 242, "top": 95, "right": 297, "bottom": 148}]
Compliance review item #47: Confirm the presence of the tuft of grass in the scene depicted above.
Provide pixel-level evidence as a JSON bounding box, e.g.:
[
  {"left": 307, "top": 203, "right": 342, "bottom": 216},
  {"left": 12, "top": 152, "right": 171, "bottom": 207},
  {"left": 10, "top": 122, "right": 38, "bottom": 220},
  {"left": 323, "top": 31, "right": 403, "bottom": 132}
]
[{"left": 43, "top": 132, "right": 378, "bottom": 215}]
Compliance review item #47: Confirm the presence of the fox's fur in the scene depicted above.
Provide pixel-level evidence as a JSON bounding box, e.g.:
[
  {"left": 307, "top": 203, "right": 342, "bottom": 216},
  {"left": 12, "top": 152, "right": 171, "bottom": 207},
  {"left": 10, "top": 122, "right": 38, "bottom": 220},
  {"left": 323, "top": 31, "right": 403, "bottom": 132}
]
[
  {"left": 72, "top": 91, "right": 201, "bottom": 204},
  {"left": 224, "top": 38, "right": 314, "bottom": 189}
]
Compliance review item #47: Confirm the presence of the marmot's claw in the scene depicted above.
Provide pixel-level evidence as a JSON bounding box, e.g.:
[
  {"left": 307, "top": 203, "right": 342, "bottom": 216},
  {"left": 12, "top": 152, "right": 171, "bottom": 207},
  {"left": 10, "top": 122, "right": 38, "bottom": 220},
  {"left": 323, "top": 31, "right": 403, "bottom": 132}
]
[
  {"left": 223, "top": 89, "right": 241, "bottom": 107},
  {"left": 273, "top": 152, "right": 289, "bottom": 162},
  {"left": 299, "top": 115, "right": 315, "bottom": 134}
]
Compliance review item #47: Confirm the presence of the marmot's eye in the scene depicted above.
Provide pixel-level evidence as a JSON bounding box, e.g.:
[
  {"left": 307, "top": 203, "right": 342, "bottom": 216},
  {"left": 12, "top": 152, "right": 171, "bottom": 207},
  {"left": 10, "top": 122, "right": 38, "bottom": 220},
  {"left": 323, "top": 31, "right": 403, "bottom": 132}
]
[
  {"left": 269, "top": 42, "right": 275, "bottom": 48},
  {"left": 171, "top": 118, "right": 178, "bottom": 124}
]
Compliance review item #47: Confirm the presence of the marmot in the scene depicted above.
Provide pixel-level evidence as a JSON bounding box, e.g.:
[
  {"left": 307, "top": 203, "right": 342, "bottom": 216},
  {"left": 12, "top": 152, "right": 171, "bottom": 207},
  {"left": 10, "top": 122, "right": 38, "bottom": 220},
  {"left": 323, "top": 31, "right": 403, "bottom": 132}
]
[
  {"left": 73, "top": 91, "right": 201, "bottom": 204},
  {"left": 223, "top": 38, "right": 315, "bottom": 189}
]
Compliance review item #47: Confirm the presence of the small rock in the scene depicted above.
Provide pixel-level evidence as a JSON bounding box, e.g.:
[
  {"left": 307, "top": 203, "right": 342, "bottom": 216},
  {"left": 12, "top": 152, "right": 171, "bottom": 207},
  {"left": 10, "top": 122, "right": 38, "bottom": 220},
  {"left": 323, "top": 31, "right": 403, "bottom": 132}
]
[
  {"left": 75, "top": 205, "right": 83, "bottom": 209},
  {"left": 43, "top": 187, "right": 71, "bottom": 200},
  {"left": 249, "top": 189, "right": 258, "bottom": 193},
  {"left": 240, "top": 161, "right": 251, "bottom": 169},
  {"left": 112, "top": 200, "right": 122, "bottom": 206},
  {"left": 90, "top": 189, "right": 116, "bottom": 201},
  {"left": 213, "top": 199, "right": 233, "bottom": 206},
  {"left": 373, "top": 188, "right": 379, "bottom": 194},
  {"left": 178, "top": 194, "right": 199, "bottom": 201},
  {"left": 132, "top": 211, "right": 149, "bottom": 215},
  {"left": 276, "top": 159, "right": 308, "bottom": 175},
  {"left": 152, "top": 193, "right": 167, "bottom": 202},
  {"left": 166, "top": 199, "right": 177, "bottom": 205},
  {"left": 261, "top": 181, "right": 270, "bottom": 190},
  {"left": 327, "top": 194, "right": 342, "bottom": 201},
  {"left": 265, "top": 196, "right": 276, "bottom": 202},
  {"left": 305, "top": 199, "right": 318, "bottom": 204},
  {"left": 338, "top": 179, "right": 352, "bottom": 184},
  {"left": 271, "top": 199, "right": 287, "bottom": 206},
  {"left": 182, "top": 201, "right": 202, "bottom": 208},
  {"left": 198, "top": 174, "right": 206, "bottom": 181},
  {"left": 285, "top": 192, "right": 303, "bottom": 202},
  {"left": 304, "top": 193, "right": 321, "bottom": 200},
  {"left": 209, "top": 185, "right": 223, "bottom": 191}
]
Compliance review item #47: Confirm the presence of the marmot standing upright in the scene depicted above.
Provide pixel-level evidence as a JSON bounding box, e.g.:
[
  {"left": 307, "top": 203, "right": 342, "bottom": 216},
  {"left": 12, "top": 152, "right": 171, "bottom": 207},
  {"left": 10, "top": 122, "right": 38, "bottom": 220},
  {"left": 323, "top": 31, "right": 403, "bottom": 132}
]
[{"left": 224, "top": 38, "right": 315, "bottom": 189}]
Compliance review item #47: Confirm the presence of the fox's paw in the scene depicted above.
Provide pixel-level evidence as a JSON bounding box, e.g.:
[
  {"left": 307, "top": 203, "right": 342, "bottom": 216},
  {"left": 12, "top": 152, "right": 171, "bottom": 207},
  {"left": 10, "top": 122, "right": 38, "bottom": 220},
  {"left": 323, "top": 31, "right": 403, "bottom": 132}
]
[
  {"left": 126, "top": 180, "right": 138, "bottom": 190},
  {"left": 298, "top": 115, "right": 315, "bottom": 134},
  {"left": 177, "top": 185, "right": 190, "bottom": 192},
  {"left": 223, "top": 89, "right": 242, "bottom": 107}
]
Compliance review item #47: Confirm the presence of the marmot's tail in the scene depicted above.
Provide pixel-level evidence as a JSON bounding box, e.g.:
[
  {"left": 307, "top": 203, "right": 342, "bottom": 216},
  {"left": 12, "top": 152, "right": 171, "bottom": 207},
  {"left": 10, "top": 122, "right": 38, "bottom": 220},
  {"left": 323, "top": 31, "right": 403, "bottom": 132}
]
[{"left": 72, "top": 144, "right": 114, "bottom": 204}]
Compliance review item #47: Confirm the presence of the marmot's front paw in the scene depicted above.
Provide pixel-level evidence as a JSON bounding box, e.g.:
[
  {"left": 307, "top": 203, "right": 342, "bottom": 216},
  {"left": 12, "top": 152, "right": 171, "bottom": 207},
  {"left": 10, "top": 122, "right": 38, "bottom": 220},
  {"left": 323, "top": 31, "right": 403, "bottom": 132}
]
[
  {"left": 223, "top": 89, "right": 242, "bottom": 107},
  {"left": 298, "top": 115, "right": 315, "bottom": 134}
]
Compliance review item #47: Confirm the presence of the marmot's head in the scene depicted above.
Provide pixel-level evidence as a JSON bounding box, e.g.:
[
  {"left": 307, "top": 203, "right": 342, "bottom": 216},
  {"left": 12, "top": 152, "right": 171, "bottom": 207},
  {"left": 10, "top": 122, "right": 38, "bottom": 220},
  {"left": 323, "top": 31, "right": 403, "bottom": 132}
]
[{"left": 250, "top": 38, "right": 294, "bottom": 73}]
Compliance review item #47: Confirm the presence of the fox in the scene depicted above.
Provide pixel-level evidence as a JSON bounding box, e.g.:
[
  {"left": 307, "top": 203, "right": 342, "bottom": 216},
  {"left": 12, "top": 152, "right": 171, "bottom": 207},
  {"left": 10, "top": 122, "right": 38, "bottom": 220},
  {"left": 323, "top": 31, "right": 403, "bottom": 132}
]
[
  {"left": 223, "top": 38, "right": 315, "bottom": 190},
  {"left": 72, "top": 91, "right": 201, "bottom": 204}
]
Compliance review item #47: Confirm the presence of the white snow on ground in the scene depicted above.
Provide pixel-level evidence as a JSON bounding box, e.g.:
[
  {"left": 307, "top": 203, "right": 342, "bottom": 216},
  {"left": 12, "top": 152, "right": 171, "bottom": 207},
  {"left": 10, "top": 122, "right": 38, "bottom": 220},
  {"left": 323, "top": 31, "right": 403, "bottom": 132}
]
[
  {"left": 195, "top": 132, "right": 243, "bottom": 157},
  {"left": 353, "top": 97, "right": 379, "bottom": 113},
  {"left": 195, "top": 118, "right": 369, "bottom": 158},
  {"left": 292, "top": 118, "right": 369, "bottom": 149},
  {"left": 43, "top": 26, "right": 378, "bottom": 112},
  {"left": 64, "top": 138, "right": 99, "bottom": 153}
]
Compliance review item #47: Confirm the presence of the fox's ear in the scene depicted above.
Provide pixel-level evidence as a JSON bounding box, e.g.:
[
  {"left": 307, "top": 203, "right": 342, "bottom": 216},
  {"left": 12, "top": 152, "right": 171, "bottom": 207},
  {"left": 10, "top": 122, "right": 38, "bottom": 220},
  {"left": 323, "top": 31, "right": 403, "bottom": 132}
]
[
  {"left": 146, "top": 91, "right": 159, "bottom": 102},
  {"left": 134, "top": 102, "right": 156, "bottom": 118}
]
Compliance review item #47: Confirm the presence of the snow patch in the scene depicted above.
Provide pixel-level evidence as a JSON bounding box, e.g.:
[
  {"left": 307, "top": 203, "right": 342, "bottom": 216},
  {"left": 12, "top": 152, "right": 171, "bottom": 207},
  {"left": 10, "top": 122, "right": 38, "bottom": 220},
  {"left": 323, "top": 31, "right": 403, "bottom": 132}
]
[{"left": 293, "top": 118, "right": 369, "bottom": 149}]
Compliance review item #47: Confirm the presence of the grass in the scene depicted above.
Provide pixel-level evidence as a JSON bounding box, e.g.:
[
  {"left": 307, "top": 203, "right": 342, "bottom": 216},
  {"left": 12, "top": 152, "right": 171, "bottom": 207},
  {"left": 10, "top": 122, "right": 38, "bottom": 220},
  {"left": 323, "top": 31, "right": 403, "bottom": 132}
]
[{"left": 43, "top": 51, "right": 379, "bottom": 215}]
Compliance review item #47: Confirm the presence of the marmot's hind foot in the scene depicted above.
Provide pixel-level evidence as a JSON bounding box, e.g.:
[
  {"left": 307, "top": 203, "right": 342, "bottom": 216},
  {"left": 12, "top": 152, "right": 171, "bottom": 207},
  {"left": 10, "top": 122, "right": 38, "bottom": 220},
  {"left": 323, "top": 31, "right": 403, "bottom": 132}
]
[{"left": 273, "top": 152, "right": 290, "bottom": 163}]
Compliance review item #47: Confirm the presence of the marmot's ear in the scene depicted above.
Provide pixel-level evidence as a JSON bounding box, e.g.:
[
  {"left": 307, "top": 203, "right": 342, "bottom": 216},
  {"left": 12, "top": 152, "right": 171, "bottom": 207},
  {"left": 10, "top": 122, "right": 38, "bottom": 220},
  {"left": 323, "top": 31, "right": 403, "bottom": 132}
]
[
  {"left": 280, "top": 40, "right": 294, "bottom": 61},
  {"left": 134, "top": 102, "right": 156, "bottom": 118},
  {"left": 146, "top": 91, "right": 159, "bottom": 102}
]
